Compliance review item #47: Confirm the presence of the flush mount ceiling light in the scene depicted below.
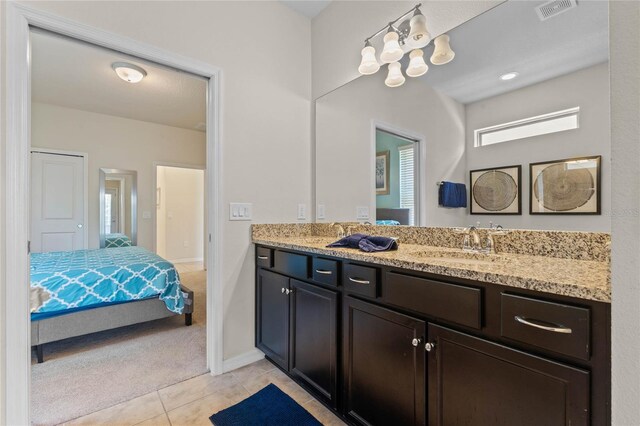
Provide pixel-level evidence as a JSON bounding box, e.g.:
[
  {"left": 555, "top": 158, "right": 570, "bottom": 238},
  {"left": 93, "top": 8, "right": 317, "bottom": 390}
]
[
  {"left": 357, "top": 3, "right": 455, "bottom": 87},
  {"left": 499, "top": 71, "right": 520, "bottom": 81},
  {"left": 111, "top": 62, "right": 147, "bottom": 83}
]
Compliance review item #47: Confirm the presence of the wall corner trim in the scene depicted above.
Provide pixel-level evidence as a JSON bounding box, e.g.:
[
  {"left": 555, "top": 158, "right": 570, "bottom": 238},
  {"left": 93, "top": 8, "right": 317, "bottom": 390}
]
[{"left": 222, "top": 349, "right": 265, "bottom": 373}]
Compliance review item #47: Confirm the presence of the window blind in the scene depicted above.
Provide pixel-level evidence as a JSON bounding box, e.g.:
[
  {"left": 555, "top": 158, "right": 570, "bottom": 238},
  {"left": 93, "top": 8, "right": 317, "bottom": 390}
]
[{"left": 398, "top": 145, "right": 415, "bottom": 226}]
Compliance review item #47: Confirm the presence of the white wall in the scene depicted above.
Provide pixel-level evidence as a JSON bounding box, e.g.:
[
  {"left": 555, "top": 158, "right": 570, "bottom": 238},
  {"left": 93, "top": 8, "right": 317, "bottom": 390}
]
[
  {"left": 465, "top": 63, "right": 610, "bottom": 231},
  {"left": 316, "top": 71, "right": 466, "bottom": 226},
  {"left": 610, "top": 1, "right": 640, "bottom": 424},
  {"left": 13, "top": 0, "right": 312, "bottom": 363},
  {"left": 311, "top": 0, "right": 503, "bottom": 99},
  {"left": 156, "top": 166, "right": 204, "bottom": 263},
  {"left": 31, "top": 102, "right": 206, "bottom": 250}
]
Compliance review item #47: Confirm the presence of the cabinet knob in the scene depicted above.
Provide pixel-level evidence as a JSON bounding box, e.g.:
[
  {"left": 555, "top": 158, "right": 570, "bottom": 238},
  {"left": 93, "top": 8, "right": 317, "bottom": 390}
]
[
  {"left": 281, "top": 288, "right": 285, "bottom": 293},
  {"left": 285, "top": 288, "right": 294, "bottom": 295},
  {"left": 425, "top": 342, "right": 436, "bottom": 352},
  {"left": 411, "top": 338, "right": 422, "bottom": 347}
]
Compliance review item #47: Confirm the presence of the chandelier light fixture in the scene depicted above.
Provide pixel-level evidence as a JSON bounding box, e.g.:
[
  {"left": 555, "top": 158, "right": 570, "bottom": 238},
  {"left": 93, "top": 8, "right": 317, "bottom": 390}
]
[{"left": 357, "top": 3, "right": 455, "bottom": 88}]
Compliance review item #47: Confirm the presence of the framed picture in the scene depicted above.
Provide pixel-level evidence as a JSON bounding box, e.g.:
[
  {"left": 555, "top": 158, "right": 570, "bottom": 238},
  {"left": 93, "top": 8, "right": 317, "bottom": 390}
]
[
  {"left": 470, "top": 165, "right": 521, "bottom": 215},
  {"left": 530, "top": 155, "right": 601, "bottom": 215},
  {"left": 375, "top": 151, "right": 390, "bottom": 195}
]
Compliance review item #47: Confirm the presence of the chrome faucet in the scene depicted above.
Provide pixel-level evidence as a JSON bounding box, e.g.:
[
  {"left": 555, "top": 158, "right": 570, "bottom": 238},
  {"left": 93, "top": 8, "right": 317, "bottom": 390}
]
[
  {"left": 330, "top": 222, "right": 346, "bottom": 238},
  {"left": 468, "top": 226, "right": 482, "bottom": 251},
  {"left": 461, "top": 223, "right": 507, "bottom": 254}
]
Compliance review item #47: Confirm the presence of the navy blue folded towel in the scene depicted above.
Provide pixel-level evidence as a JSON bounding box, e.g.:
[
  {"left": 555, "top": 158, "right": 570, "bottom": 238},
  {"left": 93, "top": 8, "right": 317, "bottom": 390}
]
[
  {"left": 358, "top": 235, "right": 398, "bottom": 252},
  {"left": 327, "top": 234, "right": 398, "bottom": 252},
  {"left": 326, "top": 233, "right": 367, "bottom": 249},
  {"left": 439, "top": 181, "right": 467, "bottom": 208}
]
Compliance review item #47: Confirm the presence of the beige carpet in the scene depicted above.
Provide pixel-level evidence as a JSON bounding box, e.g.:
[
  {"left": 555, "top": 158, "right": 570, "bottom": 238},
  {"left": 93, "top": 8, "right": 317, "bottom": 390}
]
[{"left": 31, "top": 268, "right": 207, "bottom": 426}]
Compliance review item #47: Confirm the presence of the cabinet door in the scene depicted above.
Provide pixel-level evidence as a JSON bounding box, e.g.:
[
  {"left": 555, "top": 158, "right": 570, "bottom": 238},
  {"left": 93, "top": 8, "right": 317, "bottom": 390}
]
[
  {"left": 343, "top": 296, "right": 426, "bottom": 426},
  {"left": 427, "top": 324, "right": 590, "bottom": 426},
  {"left": 256, "top": 269, "right": 290, "bottom": 370},
  {"left": 290, "top": 280, "right": 338, "bottom": 408}
]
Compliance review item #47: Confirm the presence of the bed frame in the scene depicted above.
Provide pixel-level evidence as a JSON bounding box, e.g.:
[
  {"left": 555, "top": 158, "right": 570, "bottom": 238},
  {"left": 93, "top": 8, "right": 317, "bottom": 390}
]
[
  {"left": 31, "top": 285, "right": 194, "bottom": 363},
  {"left": 376, "top": 208, "right": 411, "bottom": 225}
]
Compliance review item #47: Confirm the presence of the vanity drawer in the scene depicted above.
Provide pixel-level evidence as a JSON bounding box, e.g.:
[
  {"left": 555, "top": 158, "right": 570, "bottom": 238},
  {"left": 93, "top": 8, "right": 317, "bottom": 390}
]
[
  {"left": 256, "top": 247, "right": 273, "bottom": 269},
  {"left": 384, "top": 272, "right": 482, "bottom": 329},
  {"left": 274, "top": 250, "right": 309, "bottom": 280},
  {"left": 312, "top": 257, "right": 339, "bottom": 287},
  {"left": 343, "top": 263, "right": 378, "bottom": 298},
  {"left": 501, "top": 293, "right": 590, "bottom": 361}
]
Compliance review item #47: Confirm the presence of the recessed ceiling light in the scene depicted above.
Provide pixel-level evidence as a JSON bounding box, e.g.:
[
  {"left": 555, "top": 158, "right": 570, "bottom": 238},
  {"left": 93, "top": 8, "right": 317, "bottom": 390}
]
[
  {"left": 111, "top": 62, "right": 147, "bottom": 83},
  {"left": 499, "top": 72, "right": 519, "bottom": 81}
]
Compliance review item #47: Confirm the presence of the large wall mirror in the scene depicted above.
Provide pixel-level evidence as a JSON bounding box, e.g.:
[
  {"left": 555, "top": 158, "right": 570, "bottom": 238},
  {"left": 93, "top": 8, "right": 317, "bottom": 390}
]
[
  {"left": 99, "top": 168, "right": 138, "bottom": 247},
  {"left": 315, "top": 0, "right": 609, "bottom": 232}
]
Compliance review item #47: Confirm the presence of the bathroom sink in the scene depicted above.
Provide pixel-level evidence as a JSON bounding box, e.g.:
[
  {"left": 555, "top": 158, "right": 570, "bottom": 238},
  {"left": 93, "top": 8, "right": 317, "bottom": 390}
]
[{"left": 410, "top": 248, "right": 508, "bottom": 266}]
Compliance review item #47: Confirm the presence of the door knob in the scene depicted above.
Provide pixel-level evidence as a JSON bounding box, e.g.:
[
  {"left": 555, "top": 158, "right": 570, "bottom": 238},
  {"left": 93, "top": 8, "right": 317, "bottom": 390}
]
[
  {"left": 425, "top": 342, "right": 436, "bottom": 352},
  {"left": 411, "top": 338, "right": 422, "bottom": 347}
]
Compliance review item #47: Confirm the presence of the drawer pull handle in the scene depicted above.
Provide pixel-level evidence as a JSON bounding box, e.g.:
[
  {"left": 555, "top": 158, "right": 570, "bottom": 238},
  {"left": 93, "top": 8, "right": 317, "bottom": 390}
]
[
  {"left": 349, "top": 277, "right": 370, "bottom": 285},
  {"left": 514, "top": 316, "right": 572, "bottom": 334},
  {"left": 257, "top": 256, "right": 269, "bottom": 260},
  {"left": 315, "top": 269, "right": 333, "bottom": 275}
]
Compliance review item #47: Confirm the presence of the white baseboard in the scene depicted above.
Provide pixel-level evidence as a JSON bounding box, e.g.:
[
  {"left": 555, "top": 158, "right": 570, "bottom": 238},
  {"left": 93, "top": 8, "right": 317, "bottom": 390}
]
[
  {"left": 170, "top": 257, "right": 204, "bottom": 264},
  {"left": 222, "top": 348, "right": 265, "bottom": 373}
]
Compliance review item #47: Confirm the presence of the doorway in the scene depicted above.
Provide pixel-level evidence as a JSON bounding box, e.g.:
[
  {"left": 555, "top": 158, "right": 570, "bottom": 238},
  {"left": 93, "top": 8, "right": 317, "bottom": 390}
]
[
  {"left": 155, "top": 165, "right": 206, "bottom": 269},
  {"left": 375, "top": 128, "right": 421, "bottom": 226},
  {"left": 3, "top": 4, "right": 223, "bottom": 424}
]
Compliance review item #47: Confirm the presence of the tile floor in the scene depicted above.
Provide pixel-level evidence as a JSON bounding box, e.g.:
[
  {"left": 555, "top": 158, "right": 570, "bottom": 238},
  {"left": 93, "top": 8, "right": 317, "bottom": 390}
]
[{"left": 61, "top": 358, "right": 346, "bottom": 426}]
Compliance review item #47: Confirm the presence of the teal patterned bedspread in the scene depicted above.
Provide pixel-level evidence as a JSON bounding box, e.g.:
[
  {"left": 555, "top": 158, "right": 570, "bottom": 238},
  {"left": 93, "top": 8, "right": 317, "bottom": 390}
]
[
  {"left": 30, "top": 247, "right": 184, "bottom": 316},
  {"left": 105, "top": 233, "right": 132, "bottom": 248}
]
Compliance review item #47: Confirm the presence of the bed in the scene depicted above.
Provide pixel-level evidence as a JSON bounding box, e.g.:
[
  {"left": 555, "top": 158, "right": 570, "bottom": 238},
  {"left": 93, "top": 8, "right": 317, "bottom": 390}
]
[
  {"left": 30, "top": 246, "right": 193, "bottom": 363},
  {"left": 104, "top": 233, "right": 133, "bottom": 247}
]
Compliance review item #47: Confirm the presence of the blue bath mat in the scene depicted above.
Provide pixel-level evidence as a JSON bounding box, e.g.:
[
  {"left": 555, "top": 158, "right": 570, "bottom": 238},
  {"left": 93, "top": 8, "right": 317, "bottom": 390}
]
[{"left": 209, "top": 383, "right": 322, "bottom": 426}]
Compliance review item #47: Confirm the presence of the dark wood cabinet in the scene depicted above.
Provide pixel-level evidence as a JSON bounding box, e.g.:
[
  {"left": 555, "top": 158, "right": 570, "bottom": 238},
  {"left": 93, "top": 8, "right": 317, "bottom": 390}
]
[
  {"left": 290, "top": 280, "right": 338, "bottom": 408},
  {"left": 256, "top": 269, "right": 290, "bottom": 370},
  {"left": 427, "top": 324, "right": 590, "bottom": 426},
  {"left": 343, "top": 296, "right": 426, "bottom": 426},
  {"left": 255, "top": 245, "right": 610, "bottom": 426}
]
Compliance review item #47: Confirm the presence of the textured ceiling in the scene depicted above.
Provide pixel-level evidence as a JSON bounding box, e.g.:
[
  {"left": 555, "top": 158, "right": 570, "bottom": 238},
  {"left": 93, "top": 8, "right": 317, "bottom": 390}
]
[
  {"left": 280, "top": 0, "right": 331, "bottom": 18},
  {"left": 31, "top": 30, "right": 207, "bottom": 132},
  {"left": 416, "top": 0, "right": 609, "bottom": 104}
]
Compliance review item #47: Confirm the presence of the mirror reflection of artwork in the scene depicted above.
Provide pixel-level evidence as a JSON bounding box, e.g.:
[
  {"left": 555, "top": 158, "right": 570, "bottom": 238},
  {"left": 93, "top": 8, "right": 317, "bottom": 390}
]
[
  {"left": 99, "top": 168, "right": 138, "bottom": 247},
  {"left": 470, "top": 165, "right": 521, "bottom": 214},
  {"left": 375, "top": 151, "right": 390, "bottom": 195},
  {"left": 530, "top": 156, "right": 601, "bottom": 214}
]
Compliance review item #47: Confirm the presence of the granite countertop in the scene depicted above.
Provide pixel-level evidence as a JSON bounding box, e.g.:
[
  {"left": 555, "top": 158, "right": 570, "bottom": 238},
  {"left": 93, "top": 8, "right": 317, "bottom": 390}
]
[{"left": 252, "top": 236, "right": 611, "bottom": 303}]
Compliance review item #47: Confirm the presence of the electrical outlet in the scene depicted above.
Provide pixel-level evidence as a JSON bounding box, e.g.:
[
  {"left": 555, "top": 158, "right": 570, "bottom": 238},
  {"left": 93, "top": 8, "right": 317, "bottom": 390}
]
[
  {"left": 356, "top": 206, "right": 370, "bottom": 220},
  {"left": 317, "top": 204, "right": 326, "bottom": 220},
  {"left": 297, "top": 204, "right": 307, "bottom": 220},
  {"left": 183, "top": 240, "right": 189, "bottom": 248},
  {"left": 229, "top": 203, "right": 252, "bottom": 221}
]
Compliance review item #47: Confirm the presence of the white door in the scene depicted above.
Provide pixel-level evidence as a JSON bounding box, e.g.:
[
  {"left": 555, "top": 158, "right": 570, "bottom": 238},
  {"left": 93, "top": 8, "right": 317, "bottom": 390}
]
[
  {"left": 105, "top": 187, "right": 120, "bottom": 234},
  {"left": 31, "top": 151, "right": 86, "bottom": 253}
]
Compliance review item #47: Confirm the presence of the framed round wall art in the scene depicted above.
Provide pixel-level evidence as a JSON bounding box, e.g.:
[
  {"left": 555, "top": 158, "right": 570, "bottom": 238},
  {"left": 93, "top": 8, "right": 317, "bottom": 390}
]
[
  {"left": 529, "top": 155, "right": 601, "bottom": 215},
  {"left": 470, "top": 165, "right": 522, "bottom": 215}
]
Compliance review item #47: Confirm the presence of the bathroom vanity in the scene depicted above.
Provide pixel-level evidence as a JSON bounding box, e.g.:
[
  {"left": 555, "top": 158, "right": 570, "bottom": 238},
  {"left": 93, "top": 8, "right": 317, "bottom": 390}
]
[{"left": 253, "top": 225, "right": 610, "bottom": 426}]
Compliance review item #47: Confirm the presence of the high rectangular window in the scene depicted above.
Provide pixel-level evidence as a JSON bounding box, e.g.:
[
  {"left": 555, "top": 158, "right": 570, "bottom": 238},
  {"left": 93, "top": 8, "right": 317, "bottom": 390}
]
[{"left": 475, "top": 107, "right": 580, "bottom": 147}]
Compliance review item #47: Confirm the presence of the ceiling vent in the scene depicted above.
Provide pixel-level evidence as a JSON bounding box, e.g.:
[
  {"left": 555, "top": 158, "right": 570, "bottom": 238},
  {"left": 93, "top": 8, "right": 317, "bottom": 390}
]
[{"left": 536, "top": 0, "right": 577, "bottom": 21}]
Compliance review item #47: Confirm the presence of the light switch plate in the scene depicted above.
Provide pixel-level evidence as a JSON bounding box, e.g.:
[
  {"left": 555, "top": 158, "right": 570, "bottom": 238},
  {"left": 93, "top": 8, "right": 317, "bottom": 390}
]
[
  {"left": 356, "top": 206, "right": 370, "bottom": 220},
  {"left": 317, "top": 204, "right": 326, "bottom": 220},
  {"left": 297, "top": 204, "right": 307, "bottom": 220},
  {"left": 229, "top": 203, "right": 252, "bottom": 221}
]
